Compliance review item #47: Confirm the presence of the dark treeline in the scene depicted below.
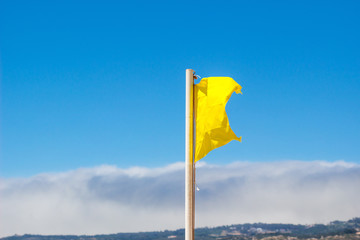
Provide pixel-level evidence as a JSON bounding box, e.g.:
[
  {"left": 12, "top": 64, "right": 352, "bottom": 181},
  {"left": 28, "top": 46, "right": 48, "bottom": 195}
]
[{"left": 2, "top": 218, "right": 360, "bottom": 240}]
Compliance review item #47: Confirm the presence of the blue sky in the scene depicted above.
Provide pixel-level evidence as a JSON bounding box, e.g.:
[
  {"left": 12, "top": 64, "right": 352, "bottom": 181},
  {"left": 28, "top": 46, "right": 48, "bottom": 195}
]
[{"left": 1, "top": 0, "right": 360, "bottom": 177}]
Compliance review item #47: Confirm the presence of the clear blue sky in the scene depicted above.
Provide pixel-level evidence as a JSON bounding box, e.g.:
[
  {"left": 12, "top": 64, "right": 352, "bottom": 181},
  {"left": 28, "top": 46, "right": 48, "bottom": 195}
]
[{"left": 1, "top": 0, "right": 359, "bottom": 177}]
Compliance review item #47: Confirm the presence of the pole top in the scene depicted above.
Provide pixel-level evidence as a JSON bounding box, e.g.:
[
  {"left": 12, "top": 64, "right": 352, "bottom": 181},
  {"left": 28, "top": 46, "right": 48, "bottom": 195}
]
[
  {"left": 186, "top": 69, "right": 194, "bottom": 75},
  {"left": 186, "top": 69, "right": 198, "bottom": 79}
]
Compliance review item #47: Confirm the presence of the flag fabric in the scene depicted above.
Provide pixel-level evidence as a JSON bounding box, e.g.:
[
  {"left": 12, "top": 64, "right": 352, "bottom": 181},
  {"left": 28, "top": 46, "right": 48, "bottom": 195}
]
[{"left": 194, "top": 77, "right": 242, "bottom": 162}]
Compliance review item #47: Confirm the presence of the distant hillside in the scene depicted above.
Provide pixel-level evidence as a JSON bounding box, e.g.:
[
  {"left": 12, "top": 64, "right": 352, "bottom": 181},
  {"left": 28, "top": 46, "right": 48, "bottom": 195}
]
[{"left": 2, "top": 218, "right": 360, "bottom": 240}]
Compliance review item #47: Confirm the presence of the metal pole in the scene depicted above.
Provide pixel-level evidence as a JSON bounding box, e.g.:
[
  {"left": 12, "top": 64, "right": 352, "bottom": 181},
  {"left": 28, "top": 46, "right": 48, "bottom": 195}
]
[{"left": 185, "top": 69, "right": 195, "bottom": 240}]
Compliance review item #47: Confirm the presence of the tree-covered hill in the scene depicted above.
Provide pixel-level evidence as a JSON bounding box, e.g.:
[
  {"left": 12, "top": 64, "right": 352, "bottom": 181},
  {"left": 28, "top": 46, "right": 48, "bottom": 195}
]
[{"left": 2, "top": 218, "right": 360, "bottom": 240}]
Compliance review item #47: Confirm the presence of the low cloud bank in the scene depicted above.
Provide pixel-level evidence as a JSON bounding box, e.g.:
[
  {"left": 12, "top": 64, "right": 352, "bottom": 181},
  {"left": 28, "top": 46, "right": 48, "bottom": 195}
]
[{"left": 1, "top": 160, "right": 359, "bottom": 237}]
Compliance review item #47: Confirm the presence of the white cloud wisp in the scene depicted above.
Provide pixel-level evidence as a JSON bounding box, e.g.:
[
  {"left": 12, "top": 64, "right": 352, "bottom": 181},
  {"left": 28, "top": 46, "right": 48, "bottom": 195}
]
[{"left": 1, "top": 160, "right": 359, "bottom": 237}]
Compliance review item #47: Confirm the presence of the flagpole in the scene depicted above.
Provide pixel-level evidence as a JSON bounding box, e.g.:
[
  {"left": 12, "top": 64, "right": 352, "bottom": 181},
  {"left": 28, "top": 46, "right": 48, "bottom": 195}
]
[{"left": 185, "top": 69, "right": 195, "bottom": 240}]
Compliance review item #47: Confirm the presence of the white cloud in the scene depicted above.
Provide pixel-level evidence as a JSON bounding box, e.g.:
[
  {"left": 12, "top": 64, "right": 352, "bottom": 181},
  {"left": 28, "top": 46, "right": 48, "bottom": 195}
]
[{"left": 1, "top": 160, "right": 359, "bottom": 237}]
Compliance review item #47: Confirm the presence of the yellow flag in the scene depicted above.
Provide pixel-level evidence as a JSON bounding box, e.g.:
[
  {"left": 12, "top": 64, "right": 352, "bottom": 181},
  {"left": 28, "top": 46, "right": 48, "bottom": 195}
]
[{"left": 194, "top": 77, "right": 242, "bottom": 162}]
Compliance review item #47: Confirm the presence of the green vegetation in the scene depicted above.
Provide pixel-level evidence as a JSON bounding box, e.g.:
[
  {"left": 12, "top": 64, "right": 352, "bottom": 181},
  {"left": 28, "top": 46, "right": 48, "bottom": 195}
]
[{"left": 2, "top": 218, "right": 360, "bottom": 240}]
